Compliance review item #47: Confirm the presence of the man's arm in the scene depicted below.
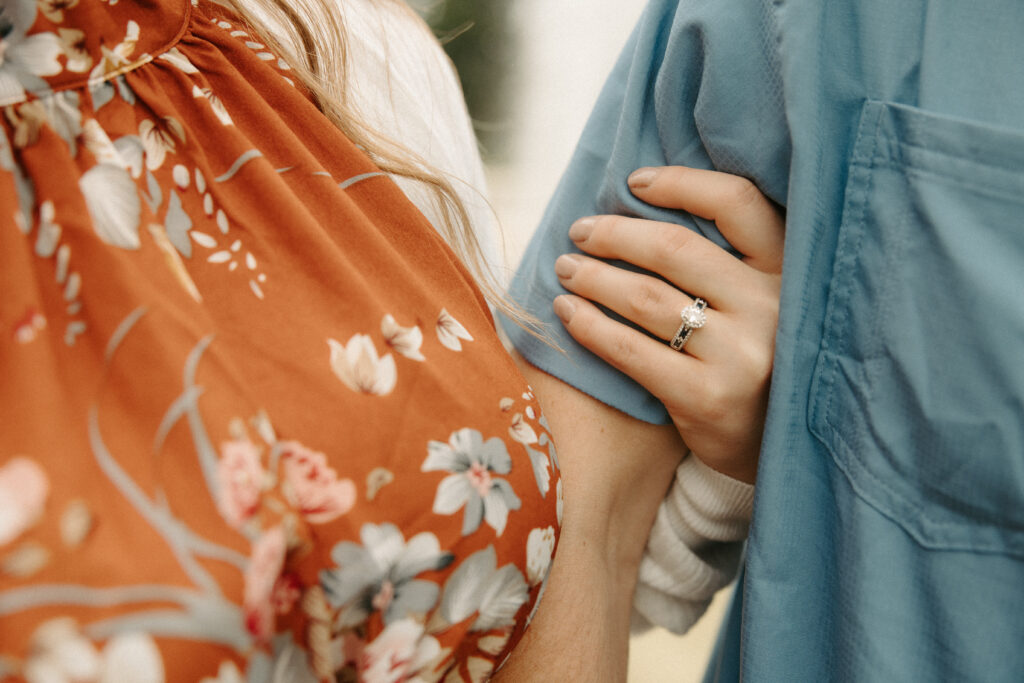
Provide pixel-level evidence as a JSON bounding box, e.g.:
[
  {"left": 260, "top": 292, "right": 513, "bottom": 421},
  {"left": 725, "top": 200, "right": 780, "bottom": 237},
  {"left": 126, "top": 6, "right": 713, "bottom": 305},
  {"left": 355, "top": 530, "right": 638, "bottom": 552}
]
[{"left": 500, "top": 0, "right": 789, "bottom": 425}]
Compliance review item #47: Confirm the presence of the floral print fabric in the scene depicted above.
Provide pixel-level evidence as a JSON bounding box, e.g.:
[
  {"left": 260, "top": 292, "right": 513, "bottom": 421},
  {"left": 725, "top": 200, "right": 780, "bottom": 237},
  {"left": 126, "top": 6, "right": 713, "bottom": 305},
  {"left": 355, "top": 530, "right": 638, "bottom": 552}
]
[{"left": 0, "top": 1, "right": 560, "bottom": 681}]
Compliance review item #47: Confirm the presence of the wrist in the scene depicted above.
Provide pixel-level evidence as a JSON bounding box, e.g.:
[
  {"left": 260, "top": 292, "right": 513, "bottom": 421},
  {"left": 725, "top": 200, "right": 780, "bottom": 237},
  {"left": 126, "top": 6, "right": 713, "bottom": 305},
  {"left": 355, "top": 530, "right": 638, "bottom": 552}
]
[
  {"left": 693, "top": 451, "right": 759, "bottom": 485},
  {"left": 556, "top": 519, "right": 641, "bottom": 605},
  {"left": 560, "top": 491, "right": 656, "bottom": 582}
]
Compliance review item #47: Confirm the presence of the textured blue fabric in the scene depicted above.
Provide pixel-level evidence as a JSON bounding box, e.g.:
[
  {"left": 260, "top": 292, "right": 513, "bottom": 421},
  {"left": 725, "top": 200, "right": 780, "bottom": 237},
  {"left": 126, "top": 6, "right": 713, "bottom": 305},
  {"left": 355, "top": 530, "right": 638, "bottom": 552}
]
[{"left": 498, "top": 0, "right": 1024, "bottom": 679}]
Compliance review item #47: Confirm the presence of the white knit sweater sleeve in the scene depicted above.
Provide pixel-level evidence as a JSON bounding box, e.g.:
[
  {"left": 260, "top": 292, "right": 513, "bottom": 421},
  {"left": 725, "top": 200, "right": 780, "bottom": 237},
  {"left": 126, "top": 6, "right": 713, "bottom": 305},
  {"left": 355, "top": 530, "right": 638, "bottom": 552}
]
[{"left": 632, "top": 454, "right": 755, "bottom": 635}]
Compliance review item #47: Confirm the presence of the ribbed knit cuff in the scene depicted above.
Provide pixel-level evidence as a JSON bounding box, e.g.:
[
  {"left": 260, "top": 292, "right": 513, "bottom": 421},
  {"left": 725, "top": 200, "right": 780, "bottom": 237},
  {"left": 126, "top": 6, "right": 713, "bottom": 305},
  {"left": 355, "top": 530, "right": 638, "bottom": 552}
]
[{"left": 631, "top": 455, "right": 754, "bottom": 635}]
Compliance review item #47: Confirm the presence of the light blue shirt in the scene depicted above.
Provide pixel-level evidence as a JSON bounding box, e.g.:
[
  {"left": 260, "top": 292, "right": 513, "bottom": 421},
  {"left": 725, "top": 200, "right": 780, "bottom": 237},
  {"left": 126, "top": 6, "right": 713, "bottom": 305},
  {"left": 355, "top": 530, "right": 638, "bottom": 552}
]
[{"left": 499, "top": 0, "right": 1024, "bottom": 679}]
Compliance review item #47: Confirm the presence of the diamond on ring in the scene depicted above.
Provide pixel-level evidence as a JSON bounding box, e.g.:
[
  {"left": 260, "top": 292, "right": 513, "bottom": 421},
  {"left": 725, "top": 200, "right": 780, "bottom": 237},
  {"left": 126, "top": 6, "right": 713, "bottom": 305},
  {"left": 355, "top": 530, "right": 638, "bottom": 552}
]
[{"left": 669, "top": 298, "right": 708, "bottom": 351}]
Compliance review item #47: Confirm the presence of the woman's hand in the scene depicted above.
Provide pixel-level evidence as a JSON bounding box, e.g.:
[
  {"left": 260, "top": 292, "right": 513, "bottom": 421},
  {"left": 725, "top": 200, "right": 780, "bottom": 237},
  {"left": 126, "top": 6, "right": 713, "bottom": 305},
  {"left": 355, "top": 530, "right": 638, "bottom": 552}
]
[{"left": 552, "top": 166, "right": 784, "bottom": 483}]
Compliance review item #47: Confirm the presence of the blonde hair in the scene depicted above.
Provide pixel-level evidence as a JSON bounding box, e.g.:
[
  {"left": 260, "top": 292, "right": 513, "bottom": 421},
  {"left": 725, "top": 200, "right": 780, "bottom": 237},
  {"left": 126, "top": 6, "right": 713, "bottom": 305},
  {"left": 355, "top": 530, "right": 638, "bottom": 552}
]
[{"left": 221, "top": 0, "right": 544, "bottom": 335}]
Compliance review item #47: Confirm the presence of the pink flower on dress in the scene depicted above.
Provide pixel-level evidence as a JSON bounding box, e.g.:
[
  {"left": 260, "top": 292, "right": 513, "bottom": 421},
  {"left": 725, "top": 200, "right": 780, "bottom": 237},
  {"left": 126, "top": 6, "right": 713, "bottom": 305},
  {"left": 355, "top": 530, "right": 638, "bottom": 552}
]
[
  {"left": 271, "top": 572, "right": 302, "bottom": 616},
  {"left": 0, "top": 457, "right": 50, "bottom": 546},
  {"left": 279, "top": 441, "right": 355, "bottom": 524},
  {"left": 216, "top": 439, "right": 265, "bottom": 529},
  {"left": 243, "top": 526, "right": 287, "bottom": 643}
]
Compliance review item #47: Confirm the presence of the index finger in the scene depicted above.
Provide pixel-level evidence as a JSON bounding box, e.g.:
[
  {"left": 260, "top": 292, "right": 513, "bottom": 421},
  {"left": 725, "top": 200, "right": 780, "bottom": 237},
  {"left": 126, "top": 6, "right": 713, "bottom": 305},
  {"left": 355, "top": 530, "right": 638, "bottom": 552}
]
[{"left": 627, "top": 166, "right": 785, "bottom": 274}]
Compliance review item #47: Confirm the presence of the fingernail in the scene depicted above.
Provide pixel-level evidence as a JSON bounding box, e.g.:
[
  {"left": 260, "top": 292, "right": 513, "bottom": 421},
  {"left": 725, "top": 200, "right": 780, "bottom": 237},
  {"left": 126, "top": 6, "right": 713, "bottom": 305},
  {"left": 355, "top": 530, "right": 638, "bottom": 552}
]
[
  {"left": 569, "top": 217, "right": 595, "bottom": 243},
  {"left": 554, "top": 253, "right": 581, "bottom": 279},
  {"left": 628, "top": 168, "right": 657, "bottom": 189},
  {"left": 553, "top": 295, "right": 576, "bottom": 323}
]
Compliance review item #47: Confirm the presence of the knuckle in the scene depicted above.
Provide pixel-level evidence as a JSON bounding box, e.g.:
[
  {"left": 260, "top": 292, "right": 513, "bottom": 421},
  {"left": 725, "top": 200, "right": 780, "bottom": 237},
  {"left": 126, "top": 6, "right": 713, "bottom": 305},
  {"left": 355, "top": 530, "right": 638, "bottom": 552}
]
[
  {"left": 746, "top": 287, "right": 781, "bottom": 329},
  {"left": 625, "top": 280, "right": 665, "bottom": 319},
  {"left": 590, "top": 215, "right": 623, "bottom": 248},
  {"left": 732, "top": 334, "right": 775, "bottom": 386},
  {"left": 608, "top": 330, "right": 641, "bottom": 371},
  {"left": 657, "top": 227, "right": 695, "bottom": 268},
  {"left": 565, "top": 305, "right": 596, "bottom": 339},
  {"left": 724, "top": 176, "right": 762, "bottom": 212},
  {"left": 694, "top": 380, "right": 732, "bottom": 424},
  {"left": 570, "top": 255, "right": 598, "bottom": 283}
]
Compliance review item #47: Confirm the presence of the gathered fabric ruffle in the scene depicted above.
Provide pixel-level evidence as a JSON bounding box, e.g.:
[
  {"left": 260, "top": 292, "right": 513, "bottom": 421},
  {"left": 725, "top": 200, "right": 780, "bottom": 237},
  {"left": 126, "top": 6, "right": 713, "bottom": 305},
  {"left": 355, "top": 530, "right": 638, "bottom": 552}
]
[{"left": 0, "top": 1, "right": 561, "bottom": 680}]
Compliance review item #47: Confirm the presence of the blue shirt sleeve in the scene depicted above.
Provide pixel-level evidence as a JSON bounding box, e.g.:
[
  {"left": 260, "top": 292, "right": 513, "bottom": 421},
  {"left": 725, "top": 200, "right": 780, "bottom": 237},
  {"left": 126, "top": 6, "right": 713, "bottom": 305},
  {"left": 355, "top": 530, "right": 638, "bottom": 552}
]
[{"left": 498, "top": 0, "right": 789, "bottom": 424}]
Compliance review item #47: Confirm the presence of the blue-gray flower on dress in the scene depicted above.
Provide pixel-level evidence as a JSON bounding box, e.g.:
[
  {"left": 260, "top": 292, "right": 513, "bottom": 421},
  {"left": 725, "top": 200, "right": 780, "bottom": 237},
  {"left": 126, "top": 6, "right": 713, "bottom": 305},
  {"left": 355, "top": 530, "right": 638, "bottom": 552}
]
[
  {"left": 0, "top": 1, "right": 63, "bottom": 105},
  {"left": 320, "top": 522, "right": 454, "bottom": 629},
  {"left": 439, "top": 545, "right": 528, "bottom": 632},
  {"left": 422, "top": 428, "right": 522, "bottom": 537}
]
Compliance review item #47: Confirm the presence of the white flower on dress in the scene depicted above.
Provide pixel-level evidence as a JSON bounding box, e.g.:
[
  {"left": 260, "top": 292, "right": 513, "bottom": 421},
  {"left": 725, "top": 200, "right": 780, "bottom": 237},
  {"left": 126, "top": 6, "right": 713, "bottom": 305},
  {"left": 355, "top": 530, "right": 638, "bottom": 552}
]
[
  {"left": 22, "top": 618, "right": 165, "bottom": 683},
  {"left": 509, "top": 411, "right": 551, "bottom": 498},
  {"left": 435, "top": 308, "right": 473, "bottom": 351},
  {"left": 39, "top": 90, "right": 83, "bottom": 154},
  {"left": 159, "top": 47, "right": 199, "bottom": 74},
  {"left": 56, "top": 28, "right": 91, "bottom": 73},
  {"left": 358, "top": 619, "right": 441, "bottom": 683},
  {"left": 191, "top": 85, "right": 233, "bottom": 126},
  {"left": 0, "top": 456, "right": 49, "bottom": 546},
  {"left": 328, "top": 335, "right": 397, "bottom": 396},
  {"left": 422, "top": 428, "right": 522, "bottom": 537},
  {"left": 507, "top": 413, "right": 538, "bottom": 445},
  {"left": 200, "top": 661, "right": 244, "bottom": 683},
  {"left": 365, "top": 467, "right": 394, "bottom": 501},
  {"left": 381, "top": 314, "right": 425, "bottom": 361},
  {"left": 525, "top": 526, "right": 556, "bottom": 587},
  {"left": 139, "top": 116, "right": 185, "bottom": 171},
  {"left": 438, "top": 545, "right": 528, "bottom": 632},
  {"left": 81, "top": 119, "right": 127, "bottom": 169},
  {"left": 0, "top": 2, "right": 63, "bottom": 105},
  {"left": 79, "top": 161, "right": 141, "bottom": 249},
  {"left": 320, "top": 522, "right": 453, "bottom": 628},
  {"left": 98, "top": 632, "right": 165, "bottom": 683},
  {"left": 86, "top": 19, "right": 139, "bottom": 81},
  {"left": 37, "top": 0, "right": 79, "bottom": 23},
  {"left": 36, "top": 201, "right": 61, "bottom": 254},
  {"left": 22, "top": 618, "right": 101, "bottom": 683},
  {"left": 556, "top": 478, "right": 563, "bottom": 526}
]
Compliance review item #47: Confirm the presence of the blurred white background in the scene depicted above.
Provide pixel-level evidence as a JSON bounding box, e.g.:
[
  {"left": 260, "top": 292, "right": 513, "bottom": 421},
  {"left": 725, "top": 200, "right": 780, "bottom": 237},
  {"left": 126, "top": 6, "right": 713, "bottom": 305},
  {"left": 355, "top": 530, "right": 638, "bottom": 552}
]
[
  {"left": 476, "top": 2, "right": 734, "bottom": 681},
  {"left": 486, "top": 0, "right": 640, "bottom": 273}
]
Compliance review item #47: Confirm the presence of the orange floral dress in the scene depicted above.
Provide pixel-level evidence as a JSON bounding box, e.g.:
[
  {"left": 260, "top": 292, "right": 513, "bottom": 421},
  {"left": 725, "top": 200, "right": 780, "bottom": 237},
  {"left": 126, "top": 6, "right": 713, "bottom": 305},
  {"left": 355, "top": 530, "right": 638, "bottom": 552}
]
[{"left": 0, "top": 1, "right": 561, "bottom": 681}]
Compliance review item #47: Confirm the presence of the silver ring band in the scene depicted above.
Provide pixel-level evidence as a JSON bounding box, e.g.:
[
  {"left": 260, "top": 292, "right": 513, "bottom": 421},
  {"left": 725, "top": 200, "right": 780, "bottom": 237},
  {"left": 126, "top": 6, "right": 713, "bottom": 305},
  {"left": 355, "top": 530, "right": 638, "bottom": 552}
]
[{"left": 669, "top": 298, "right": 708, "bottom": 351}]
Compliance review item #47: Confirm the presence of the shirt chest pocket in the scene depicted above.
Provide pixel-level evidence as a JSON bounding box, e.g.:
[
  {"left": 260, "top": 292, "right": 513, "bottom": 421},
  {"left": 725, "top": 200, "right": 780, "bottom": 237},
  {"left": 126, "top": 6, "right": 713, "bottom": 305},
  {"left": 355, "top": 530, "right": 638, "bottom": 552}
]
[{"left": 809, "top": 100, "right": 1024, "bottom": 555}]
